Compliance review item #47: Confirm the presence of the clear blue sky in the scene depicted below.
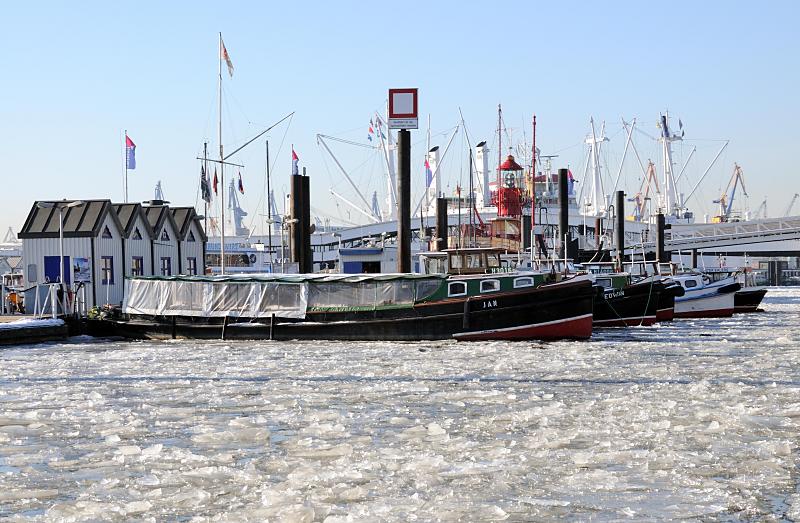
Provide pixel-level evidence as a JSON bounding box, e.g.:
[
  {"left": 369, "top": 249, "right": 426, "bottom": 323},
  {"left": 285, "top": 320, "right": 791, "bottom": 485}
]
[{"left": 2, "top": 1, "right": 798, "bottom": 236}]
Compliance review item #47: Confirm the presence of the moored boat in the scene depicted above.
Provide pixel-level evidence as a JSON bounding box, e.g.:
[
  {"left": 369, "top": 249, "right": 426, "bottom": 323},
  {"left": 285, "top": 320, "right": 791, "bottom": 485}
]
[
  {"left": 672, "top": 271, "right": 740, "bottom": 318},
  {"left": 95, "top": 249, "right": 595, "bottom": 341}
]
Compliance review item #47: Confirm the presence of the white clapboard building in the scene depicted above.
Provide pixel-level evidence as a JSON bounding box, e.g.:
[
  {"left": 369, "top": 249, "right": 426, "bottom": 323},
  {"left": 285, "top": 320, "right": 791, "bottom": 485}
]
[
  {"left": 18, "top": 199, "right": 206, "bottom": 310},
  {"left": 143, "top": 203, "right": 181, "bottom": 277},
  {"left": 171, "top": 207, "right": 208, "bottom": 275}
]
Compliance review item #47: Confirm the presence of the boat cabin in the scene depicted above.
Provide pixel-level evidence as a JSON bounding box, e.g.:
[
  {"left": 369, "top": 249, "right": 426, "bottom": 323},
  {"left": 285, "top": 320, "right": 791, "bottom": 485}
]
[{"left": 418, "top": 248, "right": 514, "bottom": 276}]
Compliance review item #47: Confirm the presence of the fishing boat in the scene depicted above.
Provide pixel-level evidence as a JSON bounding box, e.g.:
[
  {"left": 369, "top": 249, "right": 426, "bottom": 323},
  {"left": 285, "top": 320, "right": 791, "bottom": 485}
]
[
  {"left": 671, "top": 271, "right": 740, "bottom": 318},
  {"left": 94, "top": 248, "right": 594, "bottom": 341},
  {"left": 703, "top": 267, "right": 768, "bottom": 313}
]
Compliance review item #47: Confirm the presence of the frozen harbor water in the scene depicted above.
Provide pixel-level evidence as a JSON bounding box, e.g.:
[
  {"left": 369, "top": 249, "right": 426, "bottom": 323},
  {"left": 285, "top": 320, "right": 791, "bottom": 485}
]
[{"left": 1, "top": 289, "right": 799, "bottom": 521}]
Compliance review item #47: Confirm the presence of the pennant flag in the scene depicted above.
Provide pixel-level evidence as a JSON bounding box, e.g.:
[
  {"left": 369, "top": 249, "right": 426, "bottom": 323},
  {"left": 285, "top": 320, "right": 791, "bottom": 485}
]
[
  {"left": 125, "top": 135, "right": 136, "bottom": 170},
  {"left": 212, "top": 167, "right": 218, "bottom": 195},
  {"left": 200, "top": 165, "right": 211, "bottom": 203},
  {"left": 238, "top": 171, "right": 244, "bottom": 194},
  {"left": 678, "top": 119, "right": 683, "bottom": 130},
  {"left": 292, "top": 148, "right": 299, "bottom": 175},
  {"left": 367, "top": 124, "right": 374, "bottom": 142},
  {"left": 221, "top": 37, "right": 234, "bottom": 77},
  {"left": 424, "top": 159, "right": 433, "bottom": 187}
]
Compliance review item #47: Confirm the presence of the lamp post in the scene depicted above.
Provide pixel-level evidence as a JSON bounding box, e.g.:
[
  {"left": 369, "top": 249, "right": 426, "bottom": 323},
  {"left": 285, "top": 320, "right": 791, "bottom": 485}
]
[
  {"left": 36, "top": 200, "right": 84, "bottom": 314},
  {"left": 332, "top": 232, "right": 342, "bottom": 272},
  {"left": 282, "top": 218, "right": 298, "bottom": 273}
]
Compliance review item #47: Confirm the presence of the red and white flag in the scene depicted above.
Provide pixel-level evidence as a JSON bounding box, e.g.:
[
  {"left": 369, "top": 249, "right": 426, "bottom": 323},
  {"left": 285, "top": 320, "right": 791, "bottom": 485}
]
[
  {"left": 220, "top": 37, "right": 234, "bottom": 77},
  {"left": 292, "top": 148, "right": 299, "bottom": 175}
]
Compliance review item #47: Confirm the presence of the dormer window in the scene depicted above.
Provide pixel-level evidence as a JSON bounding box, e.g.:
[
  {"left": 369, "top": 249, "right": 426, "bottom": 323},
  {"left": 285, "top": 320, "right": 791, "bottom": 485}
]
[
  {"left": 101, "top": 226, "right": 112, "bottom": 239},
  {"left": 132, "top": 227, "right": 142, "bottom": 240},
  {"left": 161, "top": 229, "right": 170, "bottom": 241}
]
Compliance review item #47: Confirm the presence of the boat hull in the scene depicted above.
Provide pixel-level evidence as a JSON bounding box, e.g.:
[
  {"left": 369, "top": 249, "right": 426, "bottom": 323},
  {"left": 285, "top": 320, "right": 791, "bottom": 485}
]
[
  {"left": 734, "top": 288, "right": 767, "bottom": 313},
  {"left": 592, "top": 280, "right": 662, "bottom": 327},
  {"left": 91, "top": 278, "right": 595, "bottom": 341},
  {"left": 674, "top": 291, "right": 735, "bottom": 318}
]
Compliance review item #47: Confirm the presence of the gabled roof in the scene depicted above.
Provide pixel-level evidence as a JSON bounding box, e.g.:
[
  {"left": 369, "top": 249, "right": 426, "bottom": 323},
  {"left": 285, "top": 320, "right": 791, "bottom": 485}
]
[
  {"left": 170, "top": 207, "right": 208, "bottom": 242},
  {"left": 112, "top": 203, "right": 154, "bottom": 239},
  {"left": 18, "top": 199, "right": 124, "bottom": 239},
  {"left": 144, "top": 205, "right": 180, "bottom": 241}
]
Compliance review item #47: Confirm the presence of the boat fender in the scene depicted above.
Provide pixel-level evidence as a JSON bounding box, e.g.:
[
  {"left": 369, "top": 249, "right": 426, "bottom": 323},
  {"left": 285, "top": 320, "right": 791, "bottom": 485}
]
[
  {"left": 719, "top": 282, "right": 742, "bottom": 294},
  {"left": 463, "top": 298, "right": 471, "bottom": 329}
]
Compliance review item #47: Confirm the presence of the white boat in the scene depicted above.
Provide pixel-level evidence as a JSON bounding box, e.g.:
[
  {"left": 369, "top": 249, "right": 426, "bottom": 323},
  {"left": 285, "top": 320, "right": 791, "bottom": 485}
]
[{"left": 672, "top": 272, "right": 740, "bottom": 318}]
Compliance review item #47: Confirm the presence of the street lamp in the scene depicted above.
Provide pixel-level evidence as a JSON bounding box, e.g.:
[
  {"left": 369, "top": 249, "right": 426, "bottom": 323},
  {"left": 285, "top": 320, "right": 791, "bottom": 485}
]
[
  {"left": 36, "top": 200, "right": 84, "bottom": 313},
  {"left": 281, "top": 218, "right": 299, "bottom": 273},
  {"left": 332, "top": 232, "right": 342, "bottom": 272}
]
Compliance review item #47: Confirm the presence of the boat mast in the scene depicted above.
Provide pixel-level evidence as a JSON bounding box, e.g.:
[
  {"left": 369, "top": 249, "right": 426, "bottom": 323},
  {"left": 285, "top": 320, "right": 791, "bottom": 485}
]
[
  {"left": 265, "top": 140, "right": 273, "bottom": 268},
  {"left": 203, "top": 141, "right": 209, "bottom": 239},
  {"left": 497, "top": 104, "right": 502, "bottom": 196},
  {"left": 218, "top": 32, "right": 226, "bottom": 274}
]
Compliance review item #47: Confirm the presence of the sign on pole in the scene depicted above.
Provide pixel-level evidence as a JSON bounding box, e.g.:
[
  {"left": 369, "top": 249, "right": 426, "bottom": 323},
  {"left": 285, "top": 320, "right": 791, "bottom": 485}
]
[{"left": 388, "top": 88, "right": 418, "bottom": 129}]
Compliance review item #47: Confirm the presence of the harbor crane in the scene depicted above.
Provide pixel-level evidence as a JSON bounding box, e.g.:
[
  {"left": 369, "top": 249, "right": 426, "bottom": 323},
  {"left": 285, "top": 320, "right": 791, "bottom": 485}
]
[
  {"left": 784, "top": 193, "right": 800, "bottom": 217},
  {"left": 712, "top": 163, "right": 747, "bottom": 223}
]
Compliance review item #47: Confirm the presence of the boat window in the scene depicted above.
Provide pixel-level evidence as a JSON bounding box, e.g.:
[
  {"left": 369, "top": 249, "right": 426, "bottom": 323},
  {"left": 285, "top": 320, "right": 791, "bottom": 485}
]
[
  {"left": 684, "top": 279, "right": 698, "bottom": 288},
  {"left": 480, "top": 279, "right": 500, "bottom": 293},
  {"left": 513, "top": 277, "right": 534, "bottom": 288},
  {"left": 596, "top": 278, "right": 613, "bottom": 289},
  {"left": 486, "top": 254, "right": 500, "bottom": 268},
  {"left": 449, "top": 254, "right": 463, "bottom": 270},
  {"left": 448, "top": 281, "right": 467, "bottom": 297},
  {"left": 415, "top": 279, "right": 441, "bottom": 300},
  {"left": 467, "top": 253, "right": 482, "bottom": 269}
]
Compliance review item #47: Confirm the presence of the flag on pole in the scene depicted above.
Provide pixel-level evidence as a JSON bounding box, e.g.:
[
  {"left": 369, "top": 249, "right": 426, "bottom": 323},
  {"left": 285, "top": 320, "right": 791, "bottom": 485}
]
[
  {"left": 221, "top": 37, "right": 234, "bottom": 77},
  {"left": 125, "top": 135, "right": 136, "bottom": 169},
  {"left": 424, "top": 159, "right": 433, "bottom": 187},
  {"left": 212, "top": 167, "right": 218, "bottom": 195},
  {"left": 200, "top": 165, "right": 211, "bottom": 203},
  {"left": 238, "top": 171, "right": 244, "bottom": 194},
  {"left": 368, "top": 119, "right": 375, "bottom": 142},
  {"left": 292, "top": 148, "right": 299, "bottom": 175}
]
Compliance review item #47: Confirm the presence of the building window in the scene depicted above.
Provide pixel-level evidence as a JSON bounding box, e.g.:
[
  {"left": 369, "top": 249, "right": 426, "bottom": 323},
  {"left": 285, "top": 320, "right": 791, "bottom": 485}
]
[
  {"left": 102, "top": 226, "right": 113, "bottom": 239},
  {"left": 448, "top": 281, "right": 467, "bottom": 297},
  {"left": 132, "top": 227, "right": 142, "bottom": 240},
  {"left": 187, "top": 257, "right": 197, "bottom": 275},
  {"left": 160, "top": 257, "right": 172, "bottom": 276},
  {"left": 161, "top": 229, "right": 170, "bottom": 241},
  {"left": 132, "top": 256, "right": 144, "bottom": 276},
  {"left": 479, "top": 279, "right": 500, "bottom": 293},
  {"left": 101, "top": 256, "right": 114, "bottom": 285},
  {"left": 188, "top": 231, "right": 196, "bottom": 242}
]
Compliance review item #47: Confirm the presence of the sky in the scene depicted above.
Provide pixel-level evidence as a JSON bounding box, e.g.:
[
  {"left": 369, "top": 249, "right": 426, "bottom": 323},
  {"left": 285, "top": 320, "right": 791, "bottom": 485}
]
[{"left": 2, "top": 1, "right": 798, "bottom": 238}]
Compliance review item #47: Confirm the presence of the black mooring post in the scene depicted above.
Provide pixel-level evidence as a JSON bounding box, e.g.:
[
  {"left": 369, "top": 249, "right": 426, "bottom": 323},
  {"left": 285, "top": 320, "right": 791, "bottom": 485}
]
[
  {"left": 656, "top": 213, "right": 666, "bottom": 266},
  {"left": 558, "top": 168, "right": 569, "bottom": 259},
  {"left": 301, "top": 169, "right": 312, "bottom": 273},
  {"left": 615, "top": 190, "right": 625, "bottom": 271},
  {"left": 595, "top": 217, "right": 602, "bottom": 247},
  {"left": 397, "top": 129, "right": 411, "bottom": 273},
  {"left": 290, "top": 174, "right": 303, "bottom": 271},
  {"left": 436, "top": 197, "right": 448, "bottom": 251}
]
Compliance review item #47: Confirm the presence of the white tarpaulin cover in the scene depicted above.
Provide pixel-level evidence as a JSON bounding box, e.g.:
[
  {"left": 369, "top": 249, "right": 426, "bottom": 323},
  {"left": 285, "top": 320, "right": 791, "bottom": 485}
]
[
  {"left": 122, "top": 274, "right": 446, "bottom": 319},
  {"left": 123, "top": 279, "right": 308, "bottom": 319}
]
